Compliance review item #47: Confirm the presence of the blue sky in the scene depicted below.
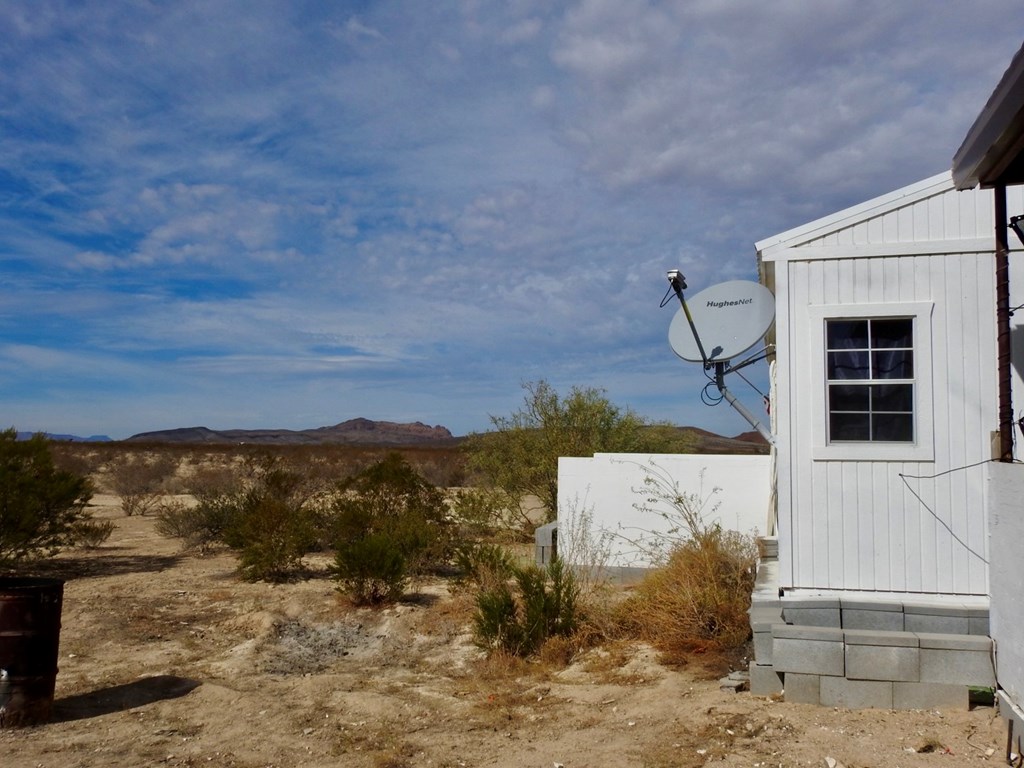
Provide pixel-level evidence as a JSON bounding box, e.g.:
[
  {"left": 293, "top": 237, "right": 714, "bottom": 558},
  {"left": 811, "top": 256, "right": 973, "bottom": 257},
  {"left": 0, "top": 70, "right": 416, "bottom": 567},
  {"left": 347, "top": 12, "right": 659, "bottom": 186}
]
[{"left": 2, "top": 2, "right": 1022, "bottom": 439}]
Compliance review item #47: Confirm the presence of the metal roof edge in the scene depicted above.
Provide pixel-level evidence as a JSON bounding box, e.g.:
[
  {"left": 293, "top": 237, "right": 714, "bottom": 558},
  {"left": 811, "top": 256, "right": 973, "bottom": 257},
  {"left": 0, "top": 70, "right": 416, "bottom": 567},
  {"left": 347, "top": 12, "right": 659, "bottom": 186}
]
[
  {"left": 952, "top": 41, "right": 1024, "bottom": 189},
  {"left": 754, "top": 171, "right": 954, "bottom": 257}
]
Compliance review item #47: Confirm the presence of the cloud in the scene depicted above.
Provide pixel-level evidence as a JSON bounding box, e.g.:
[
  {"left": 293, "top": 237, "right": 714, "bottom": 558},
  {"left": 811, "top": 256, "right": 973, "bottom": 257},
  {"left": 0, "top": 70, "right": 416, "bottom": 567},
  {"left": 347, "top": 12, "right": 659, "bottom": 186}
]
[{"left": 0, "top": 1, "right": 1021, "bottom": 438}]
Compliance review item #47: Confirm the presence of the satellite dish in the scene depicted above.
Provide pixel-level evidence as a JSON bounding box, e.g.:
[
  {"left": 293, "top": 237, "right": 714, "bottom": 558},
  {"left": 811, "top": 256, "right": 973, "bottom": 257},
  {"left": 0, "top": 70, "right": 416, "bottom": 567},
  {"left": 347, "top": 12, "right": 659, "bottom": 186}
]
[{"left": 668, "top": 280, "right": 775, "bottom": 363}]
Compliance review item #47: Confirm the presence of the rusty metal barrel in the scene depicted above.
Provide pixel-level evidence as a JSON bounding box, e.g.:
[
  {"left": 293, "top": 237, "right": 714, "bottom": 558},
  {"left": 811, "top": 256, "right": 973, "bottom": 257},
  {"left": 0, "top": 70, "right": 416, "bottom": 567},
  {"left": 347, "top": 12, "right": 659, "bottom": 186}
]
[{"left": 0, "top": 577, "right": 64, "bottom": 727}]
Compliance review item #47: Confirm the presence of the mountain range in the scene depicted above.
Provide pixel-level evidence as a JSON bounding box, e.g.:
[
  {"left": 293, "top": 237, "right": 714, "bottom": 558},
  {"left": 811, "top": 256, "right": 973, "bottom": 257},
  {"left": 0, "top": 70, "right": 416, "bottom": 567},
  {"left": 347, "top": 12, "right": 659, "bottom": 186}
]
[
  {"left": 125, "top": 418, "right": 456, "bottom": 446},
  {"left": 17, "top": 419, "right": 767, "bottom": 453}
]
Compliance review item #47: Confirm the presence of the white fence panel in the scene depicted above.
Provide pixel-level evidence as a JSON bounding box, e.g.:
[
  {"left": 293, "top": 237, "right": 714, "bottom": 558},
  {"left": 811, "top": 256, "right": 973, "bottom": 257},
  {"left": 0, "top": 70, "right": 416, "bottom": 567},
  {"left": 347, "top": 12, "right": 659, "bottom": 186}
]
[{"left": 557, "top": 453, "right": 771, "bottom": 571}]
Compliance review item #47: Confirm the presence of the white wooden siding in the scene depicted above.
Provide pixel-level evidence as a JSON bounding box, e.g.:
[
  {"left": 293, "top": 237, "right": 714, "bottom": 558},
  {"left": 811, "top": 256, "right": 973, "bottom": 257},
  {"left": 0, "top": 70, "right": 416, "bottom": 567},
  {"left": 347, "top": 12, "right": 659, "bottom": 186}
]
[
  {"left": 781, "top": 253, "right": 995, "bottom": 594},
  {"left": 762, "top": 176, "right": 1020, "bottom": 596}
]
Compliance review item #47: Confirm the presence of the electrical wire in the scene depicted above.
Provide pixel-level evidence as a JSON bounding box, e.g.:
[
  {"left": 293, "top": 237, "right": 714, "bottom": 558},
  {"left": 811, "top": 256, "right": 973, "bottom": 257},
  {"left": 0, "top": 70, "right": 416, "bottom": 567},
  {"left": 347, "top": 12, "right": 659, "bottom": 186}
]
[{"left": 897, "top": 458, "right": 1011, "bottom": 565}]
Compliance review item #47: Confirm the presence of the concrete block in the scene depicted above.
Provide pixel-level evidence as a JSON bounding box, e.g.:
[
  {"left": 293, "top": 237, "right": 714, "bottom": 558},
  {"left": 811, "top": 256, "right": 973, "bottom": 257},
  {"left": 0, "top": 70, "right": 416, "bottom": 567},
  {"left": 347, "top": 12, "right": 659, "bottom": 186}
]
[
  {"left": 968, "top": 615, "right": 990, "bottom": 636},
  {"left": 894, "top": 682, "right": 968, "bottom": 710},
  {"left": 773, "top": 637, "right": 845, "bottom": 676},
  {"left": 916, "top": 632, "right": 992, "bottom": 651},
  {"left": 748, "top": 662, "right": 783, "bottom": 696},
  {"left": 773, "top": 624, "right": 844, "bottom": 641},
  {"left": 843, "top": 629, "right": 919, "bottom": 647},
  {"left": 905, "top": 614, "right": 969, "bottom": 634},
  {"left": 820, "top": 677, "right": 893, "bottom": 709},
  {"left": 845, "top": 644, "right": 919, "bottom": 682},
  {"left": 783, "top": 673, "right": 820, "bottom": 705},
  {"left": 782, "top": 599, "right": 841, "bottom": 628},
  {"left": 904, "top": 604, "right": 970, "bottom": 635},
  {"left": 919, "top": 647, "right": 995, "bottom": 687},
  {"left": 841, "top": 601, "right": 905, "bottom": 631},
  {"left": 753, "top": 629, "right": 773, "bottom": 663},
  {"left": 749, "top": 605, "right": 784, "bottom": 627}
]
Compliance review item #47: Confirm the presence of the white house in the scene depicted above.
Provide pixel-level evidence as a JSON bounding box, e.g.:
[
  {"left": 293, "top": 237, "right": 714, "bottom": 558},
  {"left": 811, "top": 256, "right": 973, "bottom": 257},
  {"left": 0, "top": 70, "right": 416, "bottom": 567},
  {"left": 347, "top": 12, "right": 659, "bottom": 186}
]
[
  {"left": 748, "top": 172, "right": 1024, "bottom": 709},
  {"left": 757, "top": 172, "right": 1024, "bottom": 598}
]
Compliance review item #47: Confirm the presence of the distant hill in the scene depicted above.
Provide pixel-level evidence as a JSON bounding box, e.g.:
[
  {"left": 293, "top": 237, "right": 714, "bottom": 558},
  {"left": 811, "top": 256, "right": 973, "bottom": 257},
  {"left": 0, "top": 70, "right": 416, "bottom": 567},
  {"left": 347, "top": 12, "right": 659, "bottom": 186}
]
[
  {"left": 125, "top": 418, "right": 457, "bottom": 446},
  {"left": 676, "top": 426, "right": 770, "bottom": 455},
  {"left": 16, "top": 431, "right": 113, "bottom": 442}
]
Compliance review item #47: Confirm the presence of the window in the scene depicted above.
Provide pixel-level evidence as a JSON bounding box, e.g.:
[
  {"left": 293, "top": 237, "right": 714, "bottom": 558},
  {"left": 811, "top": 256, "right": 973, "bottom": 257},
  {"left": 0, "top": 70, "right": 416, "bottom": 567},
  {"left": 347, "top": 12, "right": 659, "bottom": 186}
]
[
  {"left": 826, "top": 317, "right": 914, "bottom": 442},
  {"left": 809, "top": 302, "right": 933, "bottom": 462}
]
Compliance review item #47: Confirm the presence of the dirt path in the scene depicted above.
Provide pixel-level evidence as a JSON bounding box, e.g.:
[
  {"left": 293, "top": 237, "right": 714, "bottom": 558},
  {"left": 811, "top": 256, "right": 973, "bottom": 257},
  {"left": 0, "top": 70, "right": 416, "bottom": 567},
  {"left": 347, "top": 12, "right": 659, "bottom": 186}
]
[{"left": 0, "top": 498, "right": 1008, "bottom": 767}]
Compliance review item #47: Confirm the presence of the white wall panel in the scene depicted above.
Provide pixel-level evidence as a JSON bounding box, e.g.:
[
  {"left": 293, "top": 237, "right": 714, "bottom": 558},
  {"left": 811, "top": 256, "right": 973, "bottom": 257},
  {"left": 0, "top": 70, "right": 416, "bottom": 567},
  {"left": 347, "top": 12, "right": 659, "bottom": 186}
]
[
  {"left": 780, "top": 250, "right": 994, "bottom": 595},
  {"left": 557, "top": 454, "right": 771, "bottom": 570}
]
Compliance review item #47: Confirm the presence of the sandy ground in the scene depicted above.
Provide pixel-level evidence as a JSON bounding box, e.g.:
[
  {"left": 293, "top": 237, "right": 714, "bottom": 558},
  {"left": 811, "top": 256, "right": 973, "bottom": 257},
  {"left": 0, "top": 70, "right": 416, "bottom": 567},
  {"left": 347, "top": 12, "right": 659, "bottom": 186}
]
[{"left": 0, "top": 495, "right": 1009, "bottom": 768}]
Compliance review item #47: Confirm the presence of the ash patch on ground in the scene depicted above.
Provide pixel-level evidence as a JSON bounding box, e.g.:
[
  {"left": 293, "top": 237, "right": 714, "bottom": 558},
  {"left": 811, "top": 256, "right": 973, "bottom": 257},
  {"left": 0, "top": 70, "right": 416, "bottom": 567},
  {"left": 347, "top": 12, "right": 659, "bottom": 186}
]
[{"left": 260, "top": 619, "right": 367, "bottom": 675}]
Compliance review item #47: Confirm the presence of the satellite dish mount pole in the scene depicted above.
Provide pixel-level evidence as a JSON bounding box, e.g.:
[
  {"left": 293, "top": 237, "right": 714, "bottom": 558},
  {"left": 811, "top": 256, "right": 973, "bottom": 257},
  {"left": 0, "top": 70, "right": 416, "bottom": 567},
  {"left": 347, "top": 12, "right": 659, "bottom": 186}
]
[
  {"left": 666, "top": 270, "right": 775, "bottom": 446},
  {"left": 713, "top": 362, "right": 773, "bottom": 445}
]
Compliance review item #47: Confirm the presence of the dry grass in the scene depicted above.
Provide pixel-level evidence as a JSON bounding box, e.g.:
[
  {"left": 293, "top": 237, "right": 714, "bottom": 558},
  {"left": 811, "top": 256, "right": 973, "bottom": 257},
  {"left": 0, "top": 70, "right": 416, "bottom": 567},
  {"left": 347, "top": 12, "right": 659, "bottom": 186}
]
[{"left": 624, "top": 527, "right": 757, "bottom": 666}]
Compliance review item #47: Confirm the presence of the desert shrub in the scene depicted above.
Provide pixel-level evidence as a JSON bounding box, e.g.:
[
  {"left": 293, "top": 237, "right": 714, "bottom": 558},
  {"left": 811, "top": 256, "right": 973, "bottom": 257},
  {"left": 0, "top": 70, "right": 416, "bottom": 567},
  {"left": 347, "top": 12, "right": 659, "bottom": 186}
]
[
  {"left": 107, "top": 452, "right": 178, "bottom": 515},
  {"left": 71, "top": 517, "right": 116, "bottom": 549},
  {"left": 329, "top": 453, "right": 452, "bottom": 604},
  {"left": 448, "top": 487, "right": 526, "bottom": 541},
  {"left": 154, "top": 495, "right": 240, "bottom": 551},
  {"left": 625, "top": 528, "right": 757, "bottom": 661},
  {"left": 473, "top": 557, "right": 580, "bottom": 657},
  {"left": 0, "top": 429, "right": 93, "bottom": 569},
  {"left": 452, "top": 542, "right": 517, "bottom": 591},
  {"left": 184, "top": 462, "right": 243, "bottom": 501},
  {"left": 221, "top": 465, "right": 317, "bottom": 582},
  {"left": 229, "top": 491, "right": 316, "bottom": 582},
  {"left": 333, "top": 533, "right": 408, "bottom": 605},
  {"left": 50, "top": 444, "right": 103, "bottom": 478},
  {"left": 155, "top": 459, "right": 316, "bottom": 581},
  {"left": 621, "top": 463, "right": 758, "bottom": 662}
]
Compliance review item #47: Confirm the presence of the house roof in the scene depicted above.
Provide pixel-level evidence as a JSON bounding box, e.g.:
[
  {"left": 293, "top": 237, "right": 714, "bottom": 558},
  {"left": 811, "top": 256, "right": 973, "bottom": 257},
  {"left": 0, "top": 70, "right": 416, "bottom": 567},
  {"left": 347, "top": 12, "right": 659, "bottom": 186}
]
[
  {"left": 953, "top": 42, "right": 1024, "bottom": 189},
  {"left": 755, "top": 172, "right": 956, "bottom": 258}
]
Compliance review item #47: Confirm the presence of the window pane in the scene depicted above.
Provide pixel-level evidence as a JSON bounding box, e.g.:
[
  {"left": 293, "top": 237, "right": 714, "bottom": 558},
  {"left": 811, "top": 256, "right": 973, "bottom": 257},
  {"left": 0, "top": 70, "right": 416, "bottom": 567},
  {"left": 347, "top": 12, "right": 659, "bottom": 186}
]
[
  {"left": 827, "top": 319, "right": 868, "bottom": 350},
  {"left": 830, "top": 412, "right": 870, "bottom": 441},
  {"left": 872, "top": 413, "right": 913, "bottom": 441},
  {"left": 828, "top": 350, "right": 870, "bottom": 379},
  {"left": 871, "top": 384, "right": 913, "bottom": 412},
  {"left": 872, "top": 318, "right": 913, "bottom": 348},
  {"left": 829, "top": 384, "right": 869, "bottom": 410},
  {"left": 872, "top": 349, "right": 913, "bottom": 379}
]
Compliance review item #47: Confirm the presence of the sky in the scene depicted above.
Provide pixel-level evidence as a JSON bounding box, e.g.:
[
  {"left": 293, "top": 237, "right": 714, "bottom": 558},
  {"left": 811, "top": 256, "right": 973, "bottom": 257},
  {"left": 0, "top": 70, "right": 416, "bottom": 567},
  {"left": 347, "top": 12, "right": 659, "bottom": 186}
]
[{"left": 2, "top": 2, "right": 1022, "bottom": 440}]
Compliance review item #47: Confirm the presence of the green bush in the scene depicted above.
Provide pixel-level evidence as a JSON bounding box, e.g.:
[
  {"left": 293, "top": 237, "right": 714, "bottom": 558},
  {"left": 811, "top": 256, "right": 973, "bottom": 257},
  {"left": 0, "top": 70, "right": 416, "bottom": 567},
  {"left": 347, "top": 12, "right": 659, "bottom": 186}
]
[
  {"left": 473, "top": 558, "right": 580, "bottom": 657},
  {"left": 222, "top": 466, "right": 316, "bottom": 582},
  {"left": 333, "top": 533, "right": 408, "bottom": 605},
  {"left": 71, "top": 517, "right": 116, "bottom": 549},
  {"left": 154, "top": 459, "right": 316, "bottom": 581},
  {"left": 330, "top": 453, "right": 452, "bottom": 603},
  {"left": 453, "top": 542, "right": 516, "bottom": 590},
  {"left": 0, "top": 429, "right": 94, "bottom": 569},
  {"left": 154, "top": 495, "right": 241, "bottom": 551}
]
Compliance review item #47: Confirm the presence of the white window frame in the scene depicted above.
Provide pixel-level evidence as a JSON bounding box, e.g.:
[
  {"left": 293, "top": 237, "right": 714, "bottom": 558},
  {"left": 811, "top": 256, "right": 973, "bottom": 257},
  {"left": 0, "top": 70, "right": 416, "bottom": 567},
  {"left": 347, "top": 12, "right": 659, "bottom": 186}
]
[{"left": 809, "top": 302, "right": 934, "bottom": 462}]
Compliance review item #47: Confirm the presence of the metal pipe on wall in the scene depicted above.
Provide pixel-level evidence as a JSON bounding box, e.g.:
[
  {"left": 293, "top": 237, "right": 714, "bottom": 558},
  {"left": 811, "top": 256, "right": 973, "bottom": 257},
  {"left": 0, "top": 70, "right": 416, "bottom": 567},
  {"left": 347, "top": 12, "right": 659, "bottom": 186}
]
[{"left": 995, "top": 184, "right": 1014, "bottom": 461}]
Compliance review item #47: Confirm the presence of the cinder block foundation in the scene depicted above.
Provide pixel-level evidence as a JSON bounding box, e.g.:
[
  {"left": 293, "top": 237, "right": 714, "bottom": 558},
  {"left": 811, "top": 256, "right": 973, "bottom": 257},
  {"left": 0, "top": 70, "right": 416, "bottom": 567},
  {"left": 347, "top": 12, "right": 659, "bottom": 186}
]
[
  {"left": 894, "top": 682, "right": 968, "bottom": 710},
  {"left": 747, "top": 540, "right": 993, "bottom": 711},
  {"left": 772, "top": 624, "right": 845, "bottom": 676},
  {"left": 782, "top": 673, "right": 820, "bottom": 705},
  {"left": 820, "top": 677, "right": 893, "bottom": 709},
  {"left": 748, "top": 662, "right": 783, "bottom": 695}
]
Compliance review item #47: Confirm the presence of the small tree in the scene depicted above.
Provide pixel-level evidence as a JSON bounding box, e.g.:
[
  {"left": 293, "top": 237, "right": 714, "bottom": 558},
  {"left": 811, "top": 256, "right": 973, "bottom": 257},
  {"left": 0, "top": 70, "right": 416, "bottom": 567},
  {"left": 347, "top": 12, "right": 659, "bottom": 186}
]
[
  {"left": 466, "top": 380, "right": 693, "bottom": 522},
  {"left": 0, "top": 429, "right": 93, "bottom": 569},
  {"left": 330, "top": 453, "right": 451, "bottom": 604}
]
